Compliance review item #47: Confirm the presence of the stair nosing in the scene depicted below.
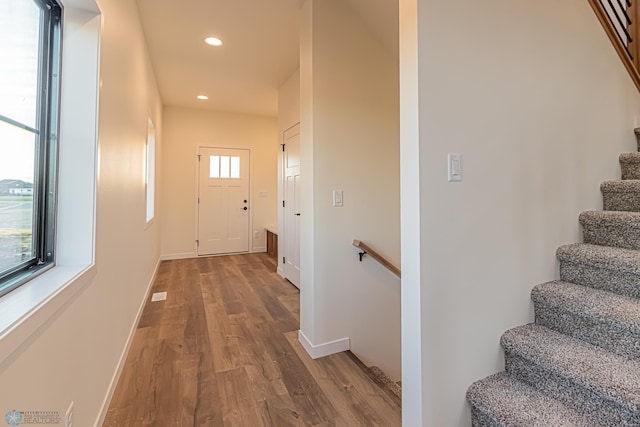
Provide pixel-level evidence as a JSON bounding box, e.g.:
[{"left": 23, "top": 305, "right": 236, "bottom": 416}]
[
  {"left": 557, "top": 243, "right": 640, "bottom": 274},
  {"left": 502, "top": 324, "right": 640, "bottom": 411},
  {"left": 532, "top": 280, "right": 640, "bottom": 333},
  {"left": 467, "top": 372, "right": 600, "bottom": 427}
]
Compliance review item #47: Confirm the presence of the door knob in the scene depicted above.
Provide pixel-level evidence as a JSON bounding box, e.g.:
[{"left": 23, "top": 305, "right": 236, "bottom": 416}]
[
  {"left": 242, "top": 207, "right": 248, "bottom": 211},
  {"left": 243, "top": 200, "right": 248, "bottom": 203}
]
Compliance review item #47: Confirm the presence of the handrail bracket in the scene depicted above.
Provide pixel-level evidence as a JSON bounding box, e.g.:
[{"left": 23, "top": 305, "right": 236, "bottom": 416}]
[{"left": 352, "top": 239, "right": 401, "bottom": 278}]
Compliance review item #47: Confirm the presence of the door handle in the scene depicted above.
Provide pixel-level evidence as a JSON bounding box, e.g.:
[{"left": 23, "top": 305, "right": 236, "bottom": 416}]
[
  {"left": 294, "top": 213, "right": 301, "bottom": 216},
  {"left": 242, "top": 207, "right": 248, "bottom": 211}
]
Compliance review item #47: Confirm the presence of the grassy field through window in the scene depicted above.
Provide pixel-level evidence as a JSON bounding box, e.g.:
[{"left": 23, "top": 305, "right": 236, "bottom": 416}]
[{"left": 0, "top": 194, "right": 34, "bottom": 272}]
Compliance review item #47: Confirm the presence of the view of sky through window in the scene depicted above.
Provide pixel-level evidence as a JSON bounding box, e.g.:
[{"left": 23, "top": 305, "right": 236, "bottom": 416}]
[{"left": 0, "top": 0, "right": 41, "bottom": 273}]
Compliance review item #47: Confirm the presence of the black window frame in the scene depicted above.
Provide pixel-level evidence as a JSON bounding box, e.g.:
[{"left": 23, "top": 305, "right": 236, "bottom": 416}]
[{"left": 0, "top": 0, "right": 62, "bottom": 297}]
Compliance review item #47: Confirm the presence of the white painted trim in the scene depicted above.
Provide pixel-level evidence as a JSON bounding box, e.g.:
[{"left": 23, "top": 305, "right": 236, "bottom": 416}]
[
  {"left": 277, "top": 266, "right": 285, "bottom": 278},
  {"left": 196, "top": 146, "right": 253, "bottom": 257},
  {"left": 0, "top": 265, "right": 97, "bottom": 365},
  {"left": 93, "top": 257, "right": 161, "bottom": 427},
  {"left": 160, "top": 252, "right": 197, "bottom": 261},
  {"left": 251, "top": 247, "right": 266, "bottom": 253},
  {"left": 298, "top": 330, "right": 350, "bottom": 359}
]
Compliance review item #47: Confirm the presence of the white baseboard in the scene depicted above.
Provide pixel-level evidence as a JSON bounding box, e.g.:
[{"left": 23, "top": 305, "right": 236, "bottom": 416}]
[
  {"left": 160, "top": 252, "right": 196, "bottom": 261},
  {"left": 251, "top": 247, "right": 266, "bottom": 253},
  {"left": 298, "top": 330, "right": 350, "bottom": 359},
  {"left": 93, "top": 257, "right": 161, "bottom": 427},
  {"left": 277, "top": 266, "right": 285, "bottom": 278}
]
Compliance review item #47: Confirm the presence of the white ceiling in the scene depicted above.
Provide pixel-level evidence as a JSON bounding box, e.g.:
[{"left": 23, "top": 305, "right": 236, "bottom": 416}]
[{"left": 136, "top": 0, "right": 397, "bottom": 117}]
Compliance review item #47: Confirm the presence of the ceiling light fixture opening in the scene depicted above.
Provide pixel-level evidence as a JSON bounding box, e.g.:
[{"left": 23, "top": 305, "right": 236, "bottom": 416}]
[
  {"left": 204, "top": 37, "right": 223, "bottom": 46},
  {"left": 197, "top": 95, "right": 209, "bottom": 100}
]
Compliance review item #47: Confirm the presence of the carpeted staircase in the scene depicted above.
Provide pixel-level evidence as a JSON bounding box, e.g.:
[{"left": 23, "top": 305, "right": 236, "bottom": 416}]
[{"left": 466, "top": 131, "right": 640, "bottom": 426}]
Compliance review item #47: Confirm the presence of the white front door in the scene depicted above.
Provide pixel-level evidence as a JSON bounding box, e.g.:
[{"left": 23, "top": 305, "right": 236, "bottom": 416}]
[
  {"left": 197, "top": 147, "right": 250, "bottom": 255},
  {"left": 284, "top": 125, "right": 301, "bottom": 287}
]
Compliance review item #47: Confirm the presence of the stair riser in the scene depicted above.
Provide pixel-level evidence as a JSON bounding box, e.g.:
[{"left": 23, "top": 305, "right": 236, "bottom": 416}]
[
  {"left": 581, "top": 223, "right": 640, "bottom": 250},
  {"left": 504, "top": 352, "right": 638, "bottom": 426},
  {"left": 559, "top": 261, "right": 640, "bottom": 299},
  {"left": 534, "top": 304, "right": 640, "bottom": 360},
  {"left": 470, "top": 407, "right": 501, "bottom": 427},
  {"left": 602, "top": 191, "right": 640, "bottom": 212},
  {"left": 621, "top": 163, "right": 640, "bottom": 180}
]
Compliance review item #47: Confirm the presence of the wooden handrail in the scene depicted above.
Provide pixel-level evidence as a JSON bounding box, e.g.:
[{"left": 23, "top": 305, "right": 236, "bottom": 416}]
[
  {"left": 353, "top": 240, "right": 401, "bottom": 278},
  {"left": 588, "top": 0, "right": 640, "bottom": 92}
]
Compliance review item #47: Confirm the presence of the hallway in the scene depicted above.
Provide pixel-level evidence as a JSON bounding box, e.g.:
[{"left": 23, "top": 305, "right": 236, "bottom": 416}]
[{"left": 103, "top": 253, "right": 401, "bottom": 426}]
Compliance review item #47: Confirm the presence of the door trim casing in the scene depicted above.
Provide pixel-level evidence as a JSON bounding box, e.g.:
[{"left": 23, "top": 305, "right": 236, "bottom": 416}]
[{"left": 195, "top": 145, "right": 253, "bottom": 255}]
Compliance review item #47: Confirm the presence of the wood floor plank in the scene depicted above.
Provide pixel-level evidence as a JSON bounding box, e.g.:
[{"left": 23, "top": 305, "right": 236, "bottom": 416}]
[
  {"left": 278, "top": 294, "right": 300, "bottom": 322},
  {"left": 285, "top": 331, "right": 401, "bottom": 426},
  {"left": 259, "top": 393, "right": 305, "bottom": 426},
  {"left": 216, "top": 367, "right": 265, "bottom": 427},
  {"left": 104, "top": 327, "right": 157, "bottom": 426},
  {"left": 104, "top": 253, "right": 401, "bottom": 427}
]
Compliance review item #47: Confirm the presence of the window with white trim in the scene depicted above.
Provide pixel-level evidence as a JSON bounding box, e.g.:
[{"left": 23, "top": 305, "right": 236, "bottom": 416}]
[
  {"left": 0, "top": 0, "right": 62, "bottom": 297},
  {"left": 209, "top": 155, "right": 241, "bottom": 179},
  {"left": 146, "top": 118, "right": 155, "bottom": 223}
]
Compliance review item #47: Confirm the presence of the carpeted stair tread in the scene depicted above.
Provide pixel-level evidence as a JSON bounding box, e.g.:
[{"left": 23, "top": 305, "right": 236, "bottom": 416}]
[
  {"left": 557, "top": 243, "right": 640, "bottom": 275},
  {"left": 557, "top": 244, "right": 640, "bottom": 300},
  {"left": 532, "top": 281, "right": 640, "bottom": 359},
  {"left": 620, "top": 153, "right": 640, "bottom": 180},
  {"left": 601, "top": 180, "right": 640, "bottom": 212},
  {"left": 467, "top": 372, "right": 601, "bottom": 427},
  {"left": 579, "top": 211, "right": 640, "bottom": 250},
  {"left": 502, "top": 324, "right": 640, "bottom": 417}
]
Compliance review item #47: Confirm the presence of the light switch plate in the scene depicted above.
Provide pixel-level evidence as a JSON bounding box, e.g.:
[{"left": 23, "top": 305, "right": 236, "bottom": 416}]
[
  {"left": 448, "top": 153, "right": 462, "bottom": 182},
  {"left": 333, "top": 190, "right": 343, "bottom": 207}
]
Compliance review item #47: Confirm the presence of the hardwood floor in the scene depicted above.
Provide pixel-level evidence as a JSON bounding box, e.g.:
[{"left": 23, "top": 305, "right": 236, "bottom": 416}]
[{"left": 103, "top": 253, "right": 401, "bottom": 427}]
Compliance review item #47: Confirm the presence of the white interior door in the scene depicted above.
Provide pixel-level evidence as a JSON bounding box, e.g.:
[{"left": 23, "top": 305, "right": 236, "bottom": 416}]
[
  {"left": 284, "top": 125, "right": 301, "bottom": 287},
  {"left": 198, "top": 147, "right": 250, "bottom": 255}
]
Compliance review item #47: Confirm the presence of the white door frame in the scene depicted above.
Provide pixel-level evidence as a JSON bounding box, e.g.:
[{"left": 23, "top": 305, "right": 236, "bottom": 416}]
[
  {"left": 278, "top": 123, "right": 301, "bottom": 278},
  {"left": 195, "top": 145, "right": 253, "bottom": 255},
  {"left": 278, "top": 123, "right": 300, "bottom": 277}
]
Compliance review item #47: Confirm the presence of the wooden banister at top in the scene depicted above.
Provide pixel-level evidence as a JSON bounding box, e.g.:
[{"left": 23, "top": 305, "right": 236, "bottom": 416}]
[
  {"left": 353, "top": 240, "right": 401, "bottom": 278},
  {"left": 588, "top": 0, "right": 640, "bottom": 92}
]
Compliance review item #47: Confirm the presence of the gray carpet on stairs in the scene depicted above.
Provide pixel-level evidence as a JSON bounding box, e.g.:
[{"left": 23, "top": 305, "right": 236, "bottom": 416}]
[
  {"left": 601, "top": 180, "right": 640, "bottom": 211},
  {"left": 466, "top": 135, "right": 640, "bottom": 426},
  {"left": 580, "top": 210, "right": 640, "bottom": 250},
  {"left": 502, "top": 324, "right": 640, "bottom": 427},
  {"left": 533, "top": 281, "right": 640, "bottom": 359},
  {"left": 620, "top": 153, "right": 640, "bottom": 180},
  {"left": 467, "top": 372, "right": 599, "bottom": 427},
  {"left": 557, "top": 243, "right": 640, "bottom": 299},
  {"left": 369, "top": 366, "right": 402, "bottom": 400}
]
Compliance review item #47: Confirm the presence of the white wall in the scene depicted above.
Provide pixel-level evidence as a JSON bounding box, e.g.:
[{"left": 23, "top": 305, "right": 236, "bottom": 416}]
[
  {"left": 278, "top": 70, "right": 301, "bottom": 276},
  {"left": 0, "top": 0, "right": 163, "bottom": 426},
  {"left": 300, "top": 0, "right": 401, "bottom": 378},
  {"left": 401, "top": 0, "right": 640, "bottom": 425},
  {"left": 161, "top": 107, "right": 278, "bottom": 258}
]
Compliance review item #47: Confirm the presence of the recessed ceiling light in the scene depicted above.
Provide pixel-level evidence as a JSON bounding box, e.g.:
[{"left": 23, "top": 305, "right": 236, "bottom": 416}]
[
  {"left": 197, "top": 95, "right": 209, "bottom": 100},
  {"left": 204, "top": 37, "right": 223, "bottom": 46}
]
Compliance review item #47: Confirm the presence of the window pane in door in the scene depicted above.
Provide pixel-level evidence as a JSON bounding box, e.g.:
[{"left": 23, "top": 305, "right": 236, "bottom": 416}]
[
  {"left": 230, "top": 156, "right": 240, "bottom": 179},
  {"left": 209, "top": 155, "right": 220, "bottom": 178},
  {"left": 0, "top": 120, "right": 36, "bottom": 275},
  {"left": 220, "top": 156, "right": 230, "bottom": 178},
  {"left": 0, "top": 0, "right": 41, "bottom": 129}
]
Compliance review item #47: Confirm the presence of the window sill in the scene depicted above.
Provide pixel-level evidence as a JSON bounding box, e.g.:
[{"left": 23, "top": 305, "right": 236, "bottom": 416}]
[
  {"left": 144, "top": 217, "right": 155, "bottom": 230},
  {"left": 0, "top": 263, "right": 96, "bottom": 365}
]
